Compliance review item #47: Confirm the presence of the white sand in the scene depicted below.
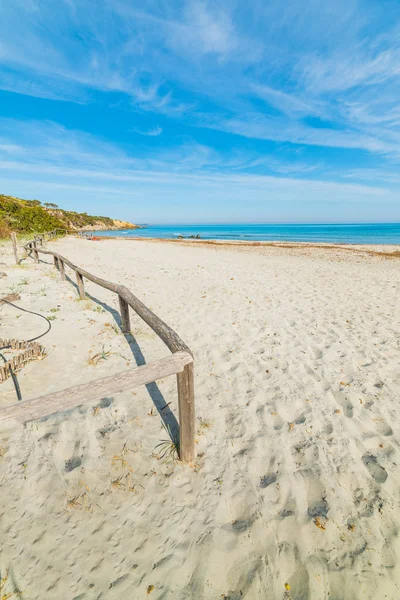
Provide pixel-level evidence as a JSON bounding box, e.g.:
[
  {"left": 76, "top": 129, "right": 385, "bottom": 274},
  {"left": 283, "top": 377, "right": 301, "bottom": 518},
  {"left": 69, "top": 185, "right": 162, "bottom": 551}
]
[{"left": 0, "top": 237, "right": 400, "bottom": 599}]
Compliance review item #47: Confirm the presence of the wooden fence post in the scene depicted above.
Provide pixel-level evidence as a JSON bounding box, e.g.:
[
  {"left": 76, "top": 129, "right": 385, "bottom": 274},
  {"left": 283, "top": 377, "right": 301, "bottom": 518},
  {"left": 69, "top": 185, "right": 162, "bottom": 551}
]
[
  {"left": 11, "top": 232, "right": 18, "bottom": 264},
  {"left": 76, "top": 271, "right": 85, "bottom": 299},
  {"left": 118, "top": 295, "right": 131, "bottom": 333},
  {"left": 177, "top": 361, "right": 195, "bottom": 462},
  {"left": 59, "top": 259, "right": 66, "bottom": 281},
  {"left": 53, "top": 255, "right": 59, "bottom": 269},
  {"left": 33, "top": 241, "right": 39, "bottom": 264}
]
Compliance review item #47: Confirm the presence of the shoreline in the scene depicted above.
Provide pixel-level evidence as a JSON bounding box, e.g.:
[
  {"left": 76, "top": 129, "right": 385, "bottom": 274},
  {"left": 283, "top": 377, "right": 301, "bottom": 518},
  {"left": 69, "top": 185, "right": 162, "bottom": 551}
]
[{"left": 84, "top": 234, "right": 400, "bottom": 257}]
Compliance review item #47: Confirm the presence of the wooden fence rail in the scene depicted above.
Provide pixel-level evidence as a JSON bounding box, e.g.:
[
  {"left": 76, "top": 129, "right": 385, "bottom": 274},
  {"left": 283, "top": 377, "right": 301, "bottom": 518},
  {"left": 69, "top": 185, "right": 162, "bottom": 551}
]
[{"left": 6, "top": 233, "right": 195, "bottom": 462}]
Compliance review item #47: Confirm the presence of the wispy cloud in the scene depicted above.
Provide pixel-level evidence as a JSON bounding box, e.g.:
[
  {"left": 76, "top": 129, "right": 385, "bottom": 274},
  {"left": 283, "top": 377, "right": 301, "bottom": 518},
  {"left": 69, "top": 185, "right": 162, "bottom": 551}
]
[
  {"left": 133, "top": 125, "right": 163, "bottom": 137},
  {"left": 0, "top": 0, "right": 400, "bottom": 221},
  {"left": 0, "top": 117, "right": 396, "bottom": 226}
]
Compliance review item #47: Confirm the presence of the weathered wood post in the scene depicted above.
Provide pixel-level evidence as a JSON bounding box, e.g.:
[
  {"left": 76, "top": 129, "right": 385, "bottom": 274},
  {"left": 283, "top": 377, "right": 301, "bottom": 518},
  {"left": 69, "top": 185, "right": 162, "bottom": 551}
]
[
  {"left": 32, "top": 241, "right": 39, "bottom": 264},
  {"left": 76, "top": 270, "right": 85, "bottom": 299},
  {"left": 53, "top": 255, "right": 59, "bottom": 269},
  {"left": 10, "top": 232, "right": 18, "bottom": 264},
  {"left": 177, "top": 361, "right": 195, "bottom": 462},
  {"left": 118, "top": 294, "right": 131, "bottom": 333},
  {"left": 59, "top": 259, "right": 66, "bottom": 281}
]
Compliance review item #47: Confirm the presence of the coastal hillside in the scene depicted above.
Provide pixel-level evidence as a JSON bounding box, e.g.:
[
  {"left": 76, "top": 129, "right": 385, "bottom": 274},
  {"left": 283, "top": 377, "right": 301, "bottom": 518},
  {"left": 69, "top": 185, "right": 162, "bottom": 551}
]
[{"left": 0, "top": 194, "right": 138, "bottom": 237}]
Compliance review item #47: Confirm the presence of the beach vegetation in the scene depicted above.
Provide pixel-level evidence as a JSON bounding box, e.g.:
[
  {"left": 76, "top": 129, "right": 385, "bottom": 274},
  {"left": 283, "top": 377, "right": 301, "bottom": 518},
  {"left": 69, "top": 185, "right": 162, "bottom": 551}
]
[
  {"left": 153, "top": 424, "right": 180, "bottom": 462},
  {"left": 0, "top": 193, "right": 118, "bottom": 237},
  {"left": 0, "top": 568, "right": 22, "bottom": 599},
  {"left": 87, "top": 346, "right": 111, "bottom": 366},
  {"left": 65, "top": 480, "right": 94, "bottom": 511},
  {"left": 111, "top": 443, "right": 135, "bottom": 472}
]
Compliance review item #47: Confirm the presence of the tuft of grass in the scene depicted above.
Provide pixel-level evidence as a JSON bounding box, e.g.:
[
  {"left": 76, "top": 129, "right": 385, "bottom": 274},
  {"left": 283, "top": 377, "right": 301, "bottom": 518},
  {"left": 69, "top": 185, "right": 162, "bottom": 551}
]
[
  {"left": 18, "top": 278, "right": 28, "bottom": 286},
  {"left": 65, "top": 480, "right": 94, "bottom": 511},
  {"left": 7, "top": 283, "right": 22, "bottom": 295},
  {"left": 153, "top": 424, "right": 180, "bottom": 463},
  {"left": 35, "top": 286, "right": 47, "bottom": 297},
  {"left": 88, "top": 345, "right": 111, "bottom": 366},
  {"left": 46, "top": 269, "right": 58, "bottom": 280},
  {"left": 104, "top": 322, "right": 122, "bottom": 336},
  {"left": 111, "top": 443, "right": 134, "bottom": 471},
  {"left": 110, "top": 473, "right": 136, "bottom": 493}
]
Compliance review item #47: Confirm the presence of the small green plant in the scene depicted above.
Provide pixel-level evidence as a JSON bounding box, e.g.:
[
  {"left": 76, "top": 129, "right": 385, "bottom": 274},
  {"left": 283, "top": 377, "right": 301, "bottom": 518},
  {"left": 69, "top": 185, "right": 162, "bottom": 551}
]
[
  {"left": 18, "top": 278, "right": 28, "bottom": 286},
  {"left": 47, "top": 315, "right": 57, "bottom": 321},
  {"left": 88, "top": 345, "right": 111, "bottom": 366},
  {"left": 49, "top": 307, "right": 60, "bottom": 313},
  {"left": 153, "top": 424, "right": 180, "bottom": 463},
  {"left": 7, "top": 283, "right": 22, "bottom": 294}
]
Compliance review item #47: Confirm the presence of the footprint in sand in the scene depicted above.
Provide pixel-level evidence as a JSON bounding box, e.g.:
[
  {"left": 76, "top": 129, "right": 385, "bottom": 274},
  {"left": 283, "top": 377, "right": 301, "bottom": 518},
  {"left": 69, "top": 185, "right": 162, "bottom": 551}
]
[
  {"left": 374, "top": 421, "right": 393, "bottom": 437},
  {"left": 306, "top": 476, "right": 329, "bottom": 520},
  {"left": 259, "top": 473, "right": 277, "bottom": 488},
  {"left": 276, "top": 542, "right": 310, "bottom": 598},
  {"left": 332, "top": 391, "right": 353, "bottom": 418},
  {"left": 64, "top": 456, "right": 82, "bottom": 472},
  {"left": 279, "top": 497, "right": 297, "bottom": 519},
  {"left": 362, "top": 454, "right": 388, "bottom": 484}
]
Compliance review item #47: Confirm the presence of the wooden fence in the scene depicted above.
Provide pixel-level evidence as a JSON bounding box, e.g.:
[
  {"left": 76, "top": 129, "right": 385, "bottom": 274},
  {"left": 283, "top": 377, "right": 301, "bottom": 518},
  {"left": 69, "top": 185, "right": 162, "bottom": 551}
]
[{"left": 2, "top": 232, "right": 195, "bottom": 462}]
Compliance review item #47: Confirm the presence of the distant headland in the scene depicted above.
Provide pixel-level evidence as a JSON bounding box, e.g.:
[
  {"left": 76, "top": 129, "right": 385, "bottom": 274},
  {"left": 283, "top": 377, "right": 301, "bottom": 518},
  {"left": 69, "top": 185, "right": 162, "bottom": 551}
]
[{"left": 0, "top": 194, "right": 140, "bottom": 237}]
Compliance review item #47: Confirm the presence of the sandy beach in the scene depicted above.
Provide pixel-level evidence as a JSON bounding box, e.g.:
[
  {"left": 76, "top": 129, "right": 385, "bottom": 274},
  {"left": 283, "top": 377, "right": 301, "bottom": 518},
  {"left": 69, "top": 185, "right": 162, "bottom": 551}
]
[{"left": 1, "top": 236, "right": 400, "bottom": 599}]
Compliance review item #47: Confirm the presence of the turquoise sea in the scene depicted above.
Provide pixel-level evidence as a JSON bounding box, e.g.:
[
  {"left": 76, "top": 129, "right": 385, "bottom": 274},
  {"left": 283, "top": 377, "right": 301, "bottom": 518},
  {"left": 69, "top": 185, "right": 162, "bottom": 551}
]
[
  {"left": 96, "top": 223, "right": 400, "bottom": 244},
  {"left": 94, "top": 223, "right": 400, "bottom": 245}
]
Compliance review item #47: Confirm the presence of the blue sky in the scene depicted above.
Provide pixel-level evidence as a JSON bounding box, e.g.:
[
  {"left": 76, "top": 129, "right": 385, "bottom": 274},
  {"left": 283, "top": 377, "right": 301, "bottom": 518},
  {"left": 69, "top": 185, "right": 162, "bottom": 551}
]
[{"left": 0, "top": 0, "right": 400, "bottom": 223}]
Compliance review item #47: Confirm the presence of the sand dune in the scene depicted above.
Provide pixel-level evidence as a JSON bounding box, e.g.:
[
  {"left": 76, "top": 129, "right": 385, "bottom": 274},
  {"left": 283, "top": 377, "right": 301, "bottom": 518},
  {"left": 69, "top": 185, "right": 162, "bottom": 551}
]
[{"left": 1, "top": 237, "right": 400, "bottom": 599}]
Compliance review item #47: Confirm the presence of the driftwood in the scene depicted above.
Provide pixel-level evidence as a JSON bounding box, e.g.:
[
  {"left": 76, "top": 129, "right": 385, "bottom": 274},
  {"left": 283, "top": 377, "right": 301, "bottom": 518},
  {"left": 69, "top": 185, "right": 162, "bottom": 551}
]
[{"left": 5, "top": 234, "right": 196, "bottom": 462}]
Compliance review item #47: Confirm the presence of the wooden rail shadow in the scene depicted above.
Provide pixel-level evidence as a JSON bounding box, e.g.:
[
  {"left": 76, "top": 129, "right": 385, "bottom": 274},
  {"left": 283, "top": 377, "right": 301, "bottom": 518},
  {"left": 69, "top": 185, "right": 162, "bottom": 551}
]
[{"left": 63, "top": 271, "right": 180, "bottom": 442}]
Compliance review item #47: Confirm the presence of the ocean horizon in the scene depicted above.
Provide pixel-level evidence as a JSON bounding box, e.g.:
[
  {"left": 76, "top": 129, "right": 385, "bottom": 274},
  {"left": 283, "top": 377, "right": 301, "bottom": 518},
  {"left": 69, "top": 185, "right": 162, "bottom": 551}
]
[{"left": 94, "top": 223, "right": 400, "bottom": 245}]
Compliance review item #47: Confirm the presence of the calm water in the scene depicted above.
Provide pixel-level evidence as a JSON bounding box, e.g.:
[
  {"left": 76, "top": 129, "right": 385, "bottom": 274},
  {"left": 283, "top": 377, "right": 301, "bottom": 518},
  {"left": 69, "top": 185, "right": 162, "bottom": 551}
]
[{"left": 94, "top": 223, "right": 400, "bottom": 245}]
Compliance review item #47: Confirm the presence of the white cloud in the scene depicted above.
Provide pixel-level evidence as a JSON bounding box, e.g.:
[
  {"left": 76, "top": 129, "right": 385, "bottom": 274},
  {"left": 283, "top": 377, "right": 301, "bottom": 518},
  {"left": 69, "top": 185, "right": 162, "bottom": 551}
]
[
  {"left": 0, "top": 118, "right": 392, "bottom": 201},
  {"left": 1, "top": 0, "right": 400, "bottom": 189},
  {"left": 133, "top": 126, "right": 163, "bottom": 136},
  {"left": 1, "top": 116, "right": 398, "bottom": 223}
]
